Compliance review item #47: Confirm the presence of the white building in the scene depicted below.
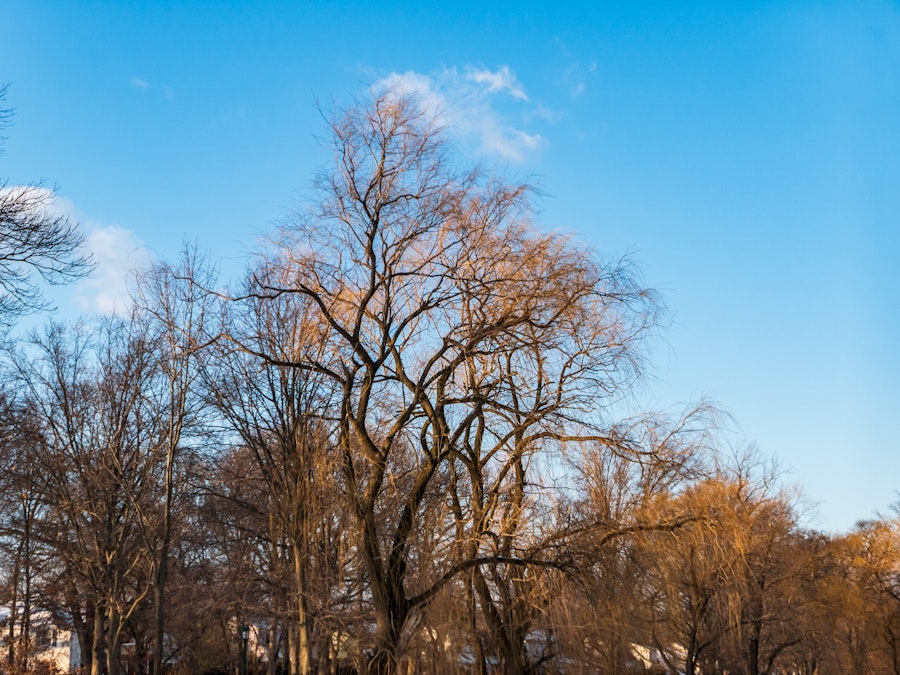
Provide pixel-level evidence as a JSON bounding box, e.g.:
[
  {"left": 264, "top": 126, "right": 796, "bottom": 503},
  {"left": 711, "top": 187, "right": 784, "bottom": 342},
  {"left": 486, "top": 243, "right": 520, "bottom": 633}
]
[{"left": 0, "top": 606, "right": 81, "bottom": 673}]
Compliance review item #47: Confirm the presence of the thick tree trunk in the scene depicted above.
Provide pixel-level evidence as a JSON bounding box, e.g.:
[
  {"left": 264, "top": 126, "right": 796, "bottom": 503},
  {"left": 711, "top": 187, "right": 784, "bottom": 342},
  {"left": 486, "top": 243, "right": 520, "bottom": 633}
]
[
  {"left": 288, "top": 626, "right": 298, "bottom": 675},
  {"left": 498, "top": 638, "right": 526, "bottom": 675},
  {"left": 106, "top": 605, "right": 122, "bottom": 675},
  {"left": 746, "top": 631, "right": 760, "bottom": 675},
  {"left": 368, "top": 605, "right": 403, "bottom": 675},
  {"left": 76, "top": 600, "right": 94, "bottom": 674},
  {"left": 91, "top": 608, "right": 106, "bottom": 675},
  {"left": 292, "top": 541, "right": 311, "bottom": 674},
  {"left": 366, "top": 571, "right": 407, "bottom": 675}
]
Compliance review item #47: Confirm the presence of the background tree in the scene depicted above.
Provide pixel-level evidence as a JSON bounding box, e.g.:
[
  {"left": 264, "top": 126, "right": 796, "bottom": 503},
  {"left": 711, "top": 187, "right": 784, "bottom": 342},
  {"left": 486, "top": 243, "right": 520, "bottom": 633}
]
[
  {"left": 722, "top": 472, "right": 806, "bottom": 675},
  {"left": 132, "top": 247, "right": 216, "bottom": 675},
  {"left": 4, "top": 319, "right": 162, "bottom": 675},
  {"left": 776, "top": 531, "right": 860, "bottom": 675},
  {"left": 205, "top": 266, "right": 345, "bottom": 675},
  {"left": 557, "top": 409, "right": 707, "bottom": 673},
  {"left": 842, "top": 516, "right": 900, "bottom": 674},
  {"left": 0, "top": 393, "right": 49, "bottom": 672}
]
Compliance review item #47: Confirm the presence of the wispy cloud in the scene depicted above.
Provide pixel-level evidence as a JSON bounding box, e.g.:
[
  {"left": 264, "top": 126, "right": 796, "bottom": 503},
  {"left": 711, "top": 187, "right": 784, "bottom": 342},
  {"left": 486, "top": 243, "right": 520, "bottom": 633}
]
[
  {"left": 130, "top": 75, "right": 175, "bottom": 100},
  {"left": 75, "top": 224, "right": 151, "bottom": 315},
  {"left": 552, "top": 37, "right": 599, "bottom": 100},
  {"left": 373, "top": 66, "right": 544, "bottom": 162},
  {"left": 465, "top": 65, "right": 528, "bottom": 101},
  {"left": 44, "top": 195, "right": 152, "bottom": 315}
]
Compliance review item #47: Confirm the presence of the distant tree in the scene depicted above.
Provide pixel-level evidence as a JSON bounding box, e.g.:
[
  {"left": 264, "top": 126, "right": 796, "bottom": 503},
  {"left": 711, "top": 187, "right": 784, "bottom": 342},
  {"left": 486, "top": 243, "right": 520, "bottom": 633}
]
[
  {"left": 639, "top": 478, "right": 741, "bottom": 674},
  {"left": 0, "top": 84, "right": 93, "bottom": 327},
  {"left": 845, "top": 517, "right": 900, "bottom": 674},
  {"left": 4, "top": 319, "right": 161, "bottom": 675},
  {"left": 557, "top": 409, "right": 707, "bottom": 673},
  {"left": 0, "top": 393, "right": 48, "bottom": 672},
  {"left": 199, "top": 445, "right": 276, "bottom": 671},
  {"left": 723, "top": 473, "right": 806, "bottom": 675},
  {"left": 132, "top": 247, "right": 216, "bottom": 675},
  {"left": 205, "top": 267, "right": 345, "bottom": 675},
  {"left": 779, "top": 531, "right": 865, "bottom": 675}
]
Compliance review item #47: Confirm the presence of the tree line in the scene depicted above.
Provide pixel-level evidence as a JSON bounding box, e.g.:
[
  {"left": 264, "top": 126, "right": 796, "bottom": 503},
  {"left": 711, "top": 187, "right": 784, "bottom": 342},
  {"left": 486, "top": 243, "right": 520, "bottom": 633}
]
[{"left": 1, "top": 88, "right": 899, "bottom": 675}]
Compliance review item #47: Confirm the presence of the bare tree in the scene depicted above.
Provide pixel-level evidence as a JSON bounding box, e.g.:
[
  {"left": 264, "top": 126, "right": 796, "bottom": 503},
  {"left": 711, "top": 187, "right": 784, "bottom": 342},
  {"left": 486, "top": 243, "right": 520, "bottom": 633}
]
[
  {"left": 0, "top": 392, "right": 49, "bottom": 672},
  {"left": 4, "top": 85, "right": 880, "bottom": 675},
  {"left": 205, "top": 267, "right": 345, "bottom": 675},
  {"left": 640, "top": 451, "right": 808, "bottom": 675},
  {"left": 546, "top": 409, "right": 707, "bottom": 673},
  {"left": 0, "top": 84, "right": 93, "bottom": 328},
  {"left": 236, "top": 90, "right": 660, "bottom": 674},
  {"left": 843, "top": 516, "right": 900, "bottom": 674},
  {"left": 4, "top": 319, "right": 162, "bottom": 675},
  {"left": 638, "top": 478, "right": 741, "bottom": 674},
  {"left": 132, "top": 246, "right": 216, "bottom": 675}
]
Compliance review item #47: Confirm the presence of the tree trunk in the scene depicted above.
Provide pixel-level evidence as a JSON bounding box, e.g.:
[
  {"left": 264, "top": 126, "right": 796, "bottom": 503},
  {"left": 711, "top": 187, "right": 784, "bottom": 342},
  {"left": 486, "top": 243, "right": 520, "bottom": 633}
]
[
  {"left": 746, "top": 632, "right": 760, "bottom": 675},
  {"left": 267, "top": 621, "right": 278, "bottom": 675},
  {"left": 367, "top": 575, "right": 406, "bottom": 675},
  {"left": 292, "top": 541, "right": 311, "bottom": 674},
  {"left": 152, "top": 559, "right": 167, "bottom": 675},
  {"left": 685, "top": 625, "right": 698, "bottom": 675},
  {"left": 288, "top": 626, "right": 298, "bottom": 675},
  {"left": 7, "top": 549, "right": 18, "bottom": 670},
  {"left": 496, "top": 622, "right": 526, "bottom": 675},
  {"left": 467, "top": 578, "right": 486, "bottom": 675},
  {"left": 106, "top": 605, "right": 122, "bottom": 675},
  {"left": 91, "top": 607, "right": 107, "bottom": 675}
]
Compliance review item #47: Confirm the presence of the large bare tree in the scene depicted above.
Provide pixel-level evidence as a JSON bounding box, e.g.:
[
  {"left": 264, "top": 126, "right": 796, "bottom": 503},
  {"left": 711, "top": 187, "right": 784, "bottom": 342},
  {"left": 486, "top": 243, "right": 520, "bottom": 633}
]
[{"left": 238, "top": 90, "right": 659, "bottom": 674}]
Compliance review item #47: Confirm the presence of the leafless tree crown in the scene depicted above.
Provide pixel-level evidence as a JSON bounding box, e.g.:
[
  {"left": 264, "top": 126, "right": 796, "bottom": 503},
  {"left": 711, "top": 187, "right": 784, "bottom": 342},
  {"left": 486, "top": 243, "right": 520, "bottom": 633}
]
[{"left": 0, "top": 84, "right": 94, "bottom": 326}]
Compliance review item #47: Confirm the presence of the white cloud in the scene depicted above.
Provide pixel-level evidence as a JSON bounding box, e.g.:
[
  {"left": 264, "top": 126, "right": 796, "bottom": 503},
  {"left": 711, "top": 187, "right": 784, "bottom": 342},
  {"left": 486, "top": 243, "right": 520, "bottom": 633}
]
[
  {"left": 375, "top": 71, "right": 444, "bottom": 116},
  {"left": 130, "top": 76, "right": 150, "bottom": 90},
  {"left": 481, "top": 124, "right": 543, "bottom": 160},
  {"left": 43, "top": 194, "right": 151, "bottom": 315},
  {"left": 74, "top": 225, "right": 151, "bottom": 315},
  {"left": 465, "top": 66, "right": 528, "bottom": 101},
  {"left": 0, "top": 190, "right": 151, "bottom": 318},
  {"left": 373, "top": 66, "right": 544, "bottom": 163}
]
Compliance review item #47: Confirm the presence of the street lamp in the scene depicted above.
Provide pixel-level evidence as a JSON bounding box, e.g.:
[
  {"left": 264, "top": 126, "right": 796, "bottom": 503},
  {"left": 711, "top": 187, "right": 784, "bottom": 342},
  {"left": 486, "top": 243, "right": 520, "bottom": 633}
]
[{"left": 240, "top": 625, "right": 249, "bottom": 675}]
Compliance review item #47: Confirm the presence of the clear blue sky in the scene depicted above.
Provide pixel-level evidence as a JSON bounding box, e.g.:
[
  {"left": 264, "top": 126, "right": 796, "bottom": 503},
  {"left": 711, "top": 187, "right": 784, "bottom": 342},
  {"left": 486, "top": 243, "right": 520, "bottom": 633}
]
[{"left": 3, "top": 1, "right": 898, "bottom": 533}]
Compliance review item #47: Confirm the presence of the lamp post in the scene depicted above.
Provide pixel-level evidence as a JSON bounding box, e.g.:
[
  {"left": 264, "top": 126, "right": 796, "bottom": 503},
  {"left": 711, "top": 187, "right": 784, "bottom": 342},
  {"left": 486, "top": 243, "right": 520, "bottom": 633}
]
[{"left": 240, "top": 625, "right": 249, "bottom": 675}]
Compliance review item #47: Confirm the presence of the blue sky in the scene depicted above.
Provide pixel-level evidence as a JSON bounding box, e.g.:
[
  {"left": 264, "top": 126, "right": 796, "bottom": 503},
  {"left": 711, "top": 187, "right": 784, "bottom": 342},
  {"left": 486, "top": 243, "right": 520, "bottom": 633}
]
[{"left": 2, "top": 1, "right": 898, "bottom": 532}]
